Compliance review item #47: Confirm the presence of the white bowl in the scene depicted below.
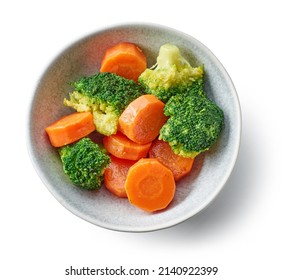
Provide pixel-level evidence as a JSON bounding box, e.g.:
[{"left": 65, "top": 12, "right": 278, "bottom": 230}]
[{"left": 27, "top": 23, "right": 241, "bottom": 232}]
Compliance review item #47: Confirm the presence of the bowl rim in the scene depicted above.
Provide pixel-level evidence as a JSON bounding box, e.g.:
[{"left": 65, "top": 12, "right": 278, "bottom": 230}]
[{"left": 26, "top": 22, "right": 242, "bottom": 232}]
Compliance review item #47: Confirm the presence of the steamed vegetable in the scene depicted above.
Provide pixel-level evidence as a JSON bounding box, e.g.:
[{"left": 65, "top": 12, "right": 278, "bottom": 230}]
[
  {"left": 100, "top": 42, "right": 147, "bottom": 82},
  {"left": 125, "top": 158, "right": 176, "bottom": 212},
  {"left": 59, "top": 138, "right": 110, "bottom": 190},
  {"left": 149, "top": 139, "right": 194, "bottom": 181},
  {"left": 138, "top": 43, "right": 204, "bottom": 102},
  {"left": 103, "top": 132, "right": 151, "bottom": 161},
  {"left": 159, "top": 94, "right": 224, "bottom": 158},
  {"left": 104, "top": 155, "right": 136, "bottom": 198},
  {"left": 118, "top": 94, "right": 167, "bottom": 144},
  {"left": 45, "top": 112, "right": 95, "bottom": 147}
]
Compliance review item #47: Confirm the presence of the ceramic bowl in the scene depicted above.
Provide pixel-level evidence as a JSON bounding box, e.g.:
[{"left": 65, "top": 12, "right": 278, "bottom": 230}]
[{"left": 27, "top": 23, "right": 241, "bottom": 232}]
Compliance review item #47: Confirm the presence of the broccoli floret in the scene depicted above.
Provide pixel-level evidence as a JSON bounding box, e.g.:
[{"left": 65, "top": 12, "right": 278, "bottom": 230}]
[
  {"left": 138, "top": 43, "right": 204, "bottom": 102},
  {"left": 64, "top": 72, "right": 144, "bottom": 136},
  {"left": 59, "top": 138, "right": 110, "bottom": 190},
  {"left": 159, "top": 94, "right": 224, "bottom": 158}
]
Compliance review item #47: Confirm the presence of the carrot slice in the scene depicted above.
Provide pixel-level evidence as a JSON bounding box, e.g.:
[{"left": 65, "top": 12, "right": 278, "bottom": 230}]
[
  {"left": 118, "top": 94, "right": 168, "bottom": 145},
  {"left": 149, "top": 139, "right": 194, "bottom": 181},
  {"left": 100, "top": 42, "right": 147, "bottom": 82},
  {"left": 104, "top": 155, "right": 137, "bottom": 198},
  {"left": 125, "top": 158, "right": 176, "bottom": 212},
  {"left": 45, "top": 112, "right": 95, "bottom": 147},
  {"left": 103, "top": 131, "right": 151, "bottom": 160}
]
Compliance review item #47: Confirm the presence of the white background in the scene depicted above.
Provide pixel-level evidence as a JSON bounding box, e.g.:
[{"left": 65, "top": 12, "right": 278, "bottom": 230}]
[{"left": 1, "top": 0, "right": 281, "bottom": 279}]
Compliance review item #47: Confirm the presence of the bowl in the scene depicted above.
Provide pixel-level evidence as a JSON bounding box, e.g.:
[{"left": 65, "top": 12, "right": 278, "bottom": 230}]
[{"left": 27, "top": 23, "right": 241, "bottom": 232}]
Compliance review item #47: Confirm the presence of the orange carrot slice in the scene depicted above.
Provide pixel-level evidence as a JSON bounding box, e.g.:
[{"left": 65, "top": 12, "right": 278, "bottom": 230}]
[
  {"left": 149, "top": 139, "right": 194, "bottom": 181},
  {"left": 125, "top": 158, "right": 176, "bottom": 212},
  {"left": 103, "top": 131, "right": 151, "bottom": 160},
  {"left": 118, "top": 94, "right": 168, "bottom": 145},
  {"left": 104, "top": 155, "right": 137, "bottom": 198},
  {"left": 100, "top": 42, "right": 147, "bottom": 82},
  {"left": 45, "top": 112, "right": 95, "bottom": 147}
]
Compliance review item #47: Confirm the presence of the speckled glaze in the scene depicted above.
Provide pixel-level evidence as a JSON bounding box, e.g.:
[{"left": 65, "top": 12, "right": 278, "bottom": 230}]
[{"left": 27, "top": 23, "right": 241, "bottom": 232}]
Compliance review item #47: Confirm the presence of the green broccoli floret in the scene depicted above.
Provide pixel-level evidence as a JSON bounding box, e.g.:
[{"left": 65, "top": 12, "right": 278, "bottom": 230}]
[
  {"left": 159, "top": 94, "right": 224, "bottom": 158},
  {"left": 64, "top": 72, "right": 144, "bottom": 136},
  {"left": 138, "top": 43, "right": 204, "bottom": 102},
  {"left": 59, "top": 138, "right": 110, "bottom": 190}
]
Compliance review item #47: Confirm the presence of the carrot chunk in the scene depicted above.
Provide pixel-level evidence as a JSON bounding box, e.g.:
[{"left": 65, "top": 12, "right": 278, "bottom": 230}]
[
  {"left": 104, "top": 155, "right": 137, "bottom": 198},
  {"left": 125, "top": 158, "right": 176, "bottom": 212},
  {"left": 45, "top": 112, "right": 95, "bottom": 147},
  {"left": 100, "top": 42, "right": 147, "bottom": 82},
  {"left": 103, "top": 132, "right": 151, "bottom": 160},
  {"left": 149, "top": 139, "right": 194, "bottom": 181},
  {"left": 118, "top": 94, "right": 168, "bottom": 145}
]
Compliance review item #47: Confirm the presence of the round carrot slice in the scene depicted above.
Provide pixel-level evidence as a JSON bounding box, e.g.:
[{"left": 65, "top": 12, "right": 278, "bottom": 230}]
[
  {"left": 100, "top": 42, "right": 147, "bottom": 82},
  {"left": 104, "top": 155, "right": 137, "bottom": 198},
  {"left": 125, "top": 158, "right": 176, "bottom": 212},
  {"left": 103, "top": 132, "right": 151, "bottom": 160},
  {"left": 118, "top": 94, "right": 168, "bottom": 145},
  {"left": 149, "top": 139, "right": 194, "bottom": 181}
]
